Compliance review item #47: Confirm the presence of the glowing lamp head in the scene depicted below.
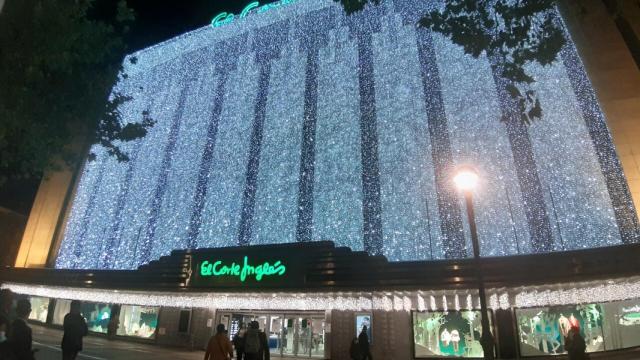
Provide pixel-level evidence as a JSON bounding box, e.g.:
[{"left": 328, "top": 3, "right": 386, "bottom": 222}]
[{"left": 453, "top": 167, "right": 479, "bottom": 192}]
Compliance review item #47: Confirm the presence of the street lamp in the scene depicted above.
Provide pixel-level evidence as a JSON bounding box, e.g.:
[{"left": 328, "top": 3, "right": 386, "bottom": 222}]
[{"left": 453, "top": 166, "right": 494, "bottom": 359}]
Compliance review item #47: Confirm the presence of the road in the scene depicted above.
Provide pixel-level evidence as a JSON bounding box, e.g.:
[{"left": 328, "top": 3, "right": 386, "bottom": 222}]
[{"left": 31, "top": 324, "right": 205, "bottom": 360}]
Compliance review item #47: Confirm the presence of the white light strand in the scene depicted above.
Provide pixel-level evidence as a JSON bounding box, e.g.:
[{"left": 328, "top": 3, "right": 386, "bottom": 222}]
[
  {"left": 514, "top": 279, "right": 640, "bottom": 308},
  {"left": 489, "top": 294, "right": 499, "bottom": 310},
  {"left": 6, "top": 277, "right": 640, "bottom": 312},
  {"left": 54, "top": 0, "right": 627, "bottom": 270},
  {"left": 417, "top": 294, "right": 425, "bottom": 311}
]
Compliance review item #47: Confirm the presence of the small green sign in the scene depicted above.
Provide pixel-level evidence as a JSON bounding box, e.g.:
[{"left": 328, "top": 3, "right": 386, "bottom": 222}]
[{"left": 199, "top": 256, "right": 286, "bottom": 282}]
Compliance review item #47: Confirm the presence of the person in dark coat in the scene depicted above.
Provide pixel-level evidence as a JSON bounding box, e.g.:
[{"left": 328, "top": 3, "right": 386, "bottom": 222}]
[
  {"left": 107, "top": 305, "right": 120, "bottom": 340},
  {"left": 358, "top": 326, "right": 372, "bottom": 360},
  {"left": 243, "top": 321, "right": 269, "bottom": 360},
  {"left": 0, "top": 290, "right": 13, "bottom": 339},
  {"left": 0, "top": 315, "right": 15, "bottom": 359},
  {"left": 8, "top": 299, "right": 34, "bottom": 360},
  {"left": 232, "top": 323, "right": 246, "bottom": 360},
  {"left": 564, "top": 326, "right": 587, "bottom": 360},
  {"left": 349, "top": 336, "right": 362, "bottom": 360},
  {"left": 61, "top": 300, "right": 88, "bottom": 360}
]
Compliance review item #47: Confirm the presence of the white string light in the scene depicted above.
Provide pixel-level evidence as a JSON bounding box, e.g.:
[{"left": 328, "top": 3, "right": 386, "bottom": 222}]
[
  {"left": 54, "top": 0, "right": 627, "bottom": 270},
  {"left": 6, "top": 276, "right": 640, "bottom": 311}
]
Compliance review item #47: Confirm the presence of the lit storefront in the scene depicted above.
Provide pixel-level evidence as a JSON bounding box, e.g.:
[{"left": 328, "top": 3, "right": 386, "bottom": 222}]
[
  {"left": 3, "top": 241, "right": 640, "bottom": 358},
  {"left": 4, "top": 0, "right": 640, "bottom": 358},
  {"left": 19, "top": 296, "right": 160, "bottom": 340}
]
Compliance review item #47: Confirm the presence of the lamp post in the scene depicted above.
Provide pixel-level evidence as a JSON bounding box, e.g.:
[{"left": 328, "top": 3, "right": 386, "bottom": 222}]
[{"left": 453, "top": 167, "right": 494, "bottom": 359}]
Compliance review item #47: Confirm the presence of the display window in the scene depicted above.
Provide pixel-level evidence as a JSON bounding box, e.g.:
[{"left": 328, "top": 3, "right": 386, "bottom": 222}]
[
  {"left": 117, "top": 305, "right": 159, "bottom": 338},
  {"left": 516, "top": 299, "right": 640, "bottom": 356},
  {"left": 356, "top": 313, "right": 372, "bottom": 343},
  {"left": 52, "top": 299, "right": 71, "bottom": 325},
  {"left": 51, "top": 299, "right": 111, "bottom": 333},
  {"left": 412, "top": 310, "right": 491, "bottom": 358},
  {"left": 28, "top": 296, "right": 50, "bottom": 323},
  {"left": 82, "top": 302, "right": 112, "bottom": 333}
]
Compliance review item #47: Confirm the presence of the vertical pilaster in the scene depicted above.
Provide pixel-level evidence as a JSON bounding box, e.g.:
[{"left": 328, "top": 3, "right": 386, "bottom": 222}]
[
  {"left": 345, "top": 7, "right": 384, "bottom": 255},
  {"left": 187, "top": 36, "right": 246, "bottom": 249},
  {"left": 296, "top": 8, "right": 336, "bottom": 243},
  {"left": 237, "top": 22, "right": 290, "bottom": 246}
]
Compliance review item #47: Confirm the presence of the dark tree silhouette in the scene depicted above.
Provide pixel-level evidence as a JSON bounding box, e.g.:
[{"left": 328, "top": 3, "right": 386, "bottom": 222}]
[{"left": 0, "top": 0, "right": 154, "bottom": 186}]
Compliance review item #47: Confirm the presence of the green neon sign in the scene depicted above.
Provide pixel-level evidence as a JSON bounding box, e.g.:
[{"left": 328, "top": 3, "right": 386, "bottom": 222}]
[
  {"left": 199, "top": 256, "right": 286, "bottom": 282},
  {"left": 211, "top": 0, "right": 300, "bottom": 28}
]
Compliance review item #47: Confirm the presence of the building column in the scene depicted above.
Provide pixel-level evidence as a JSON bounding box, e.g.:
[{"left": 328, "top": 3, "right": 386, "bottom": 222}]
[
  {"left": 559, "top": 0, "right": 640, "bottom": 236},
  {"left": 15, "top": 167, "right": 75, "bottom": 268}
]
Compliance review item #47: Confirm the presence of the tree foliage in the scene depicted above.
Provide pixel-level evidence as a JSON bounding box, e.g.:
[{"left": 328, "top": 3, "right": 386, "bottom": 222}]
[
  {"left": 0, "top": 0, "right": 153, "bottom": 186},
  {"left": 337, "top": 0, "right": 566, "bottom": 124}
]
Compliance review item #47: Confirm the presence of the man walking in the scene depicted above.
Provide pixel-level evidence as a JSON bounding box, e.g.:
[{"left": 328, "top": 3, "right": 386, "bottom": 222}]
[
  {"left": 61, "top": 300, "right": 88, "bottom": 360},
  {"left": 0, "top": 290, "right": 13, "bottom": 339},
  {"left": 8, "top": 299, "right": 35, "bottom": 360},
  {"left": 243, "top": 321, "right": 269, "bottom": 360}
]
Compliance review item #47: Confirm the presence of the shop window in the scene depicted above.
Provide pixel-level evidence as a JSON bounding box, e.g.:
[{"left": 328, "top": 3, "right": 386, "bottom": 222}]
[
  {"left": 81, "top": 302, "right": 111, "bottom": 333},
  {"left": 52, "top": 299, "right": 71, "bottom": 325},
  {"left": 52, "top": 299, "right": 111, "bottom": 333},
  {"left": 412, "top": 310, "right": 491, "bottom": 358},
  {"left": 28, "top": 296, "right": 50, "bottom": 323},
  {"left": 355, "top": 313, "right": 372, "bottom": 343},
  {"left": 117, "top": 305, "right": 159, "bottom": 338},
  {"left": 516, "top": 299, "right": 640, "bottom": 356}
]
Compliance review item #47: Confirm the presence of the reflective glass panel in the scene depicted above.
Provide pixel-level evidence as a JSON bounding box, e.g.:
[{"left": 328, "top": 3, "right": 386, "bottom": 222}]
[
  {"left": 28, "top": 296, "right": 49, "bottom": 323},
  {"left": 117, "top": 305, "right": 158, "bottom": 338},
  {"left": 517, "top": 299, "right": 640, "bottom": 356},
  {"left": 413, "top": 311, "right": 490, "bottom": 358}
]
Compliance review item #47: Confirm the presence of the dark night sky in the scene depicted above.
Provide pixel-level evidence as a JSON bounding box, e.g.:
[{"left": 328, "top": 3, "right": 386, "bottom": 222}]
[{"left": 113, "top": 0, "right": 279, "bottom": 52}]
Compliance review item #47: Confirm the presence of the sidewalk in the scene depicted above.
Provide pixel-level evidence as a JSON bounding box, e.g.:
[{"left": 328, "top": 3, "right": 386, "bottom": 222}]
[{"left": 31, "top": 324, "right": 205, "bottom": 360}]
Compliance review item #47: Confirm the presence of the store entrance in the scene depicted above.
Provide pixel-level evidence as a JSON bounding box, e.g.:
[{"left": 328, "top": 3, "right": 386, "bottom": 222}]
[{"left": 217, "top": 311, "right": 326, "bottom": 358}]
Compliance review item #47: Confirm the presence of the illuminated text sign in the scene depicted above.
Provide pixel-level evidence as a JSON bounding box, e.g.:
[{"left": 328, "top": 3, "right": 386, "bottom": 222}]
[
  {"left": 199, "top": 256, "right": 286, "bottom": 282},
  {"left": 211, "top": 0, "right": 299, "bottom": 28}
]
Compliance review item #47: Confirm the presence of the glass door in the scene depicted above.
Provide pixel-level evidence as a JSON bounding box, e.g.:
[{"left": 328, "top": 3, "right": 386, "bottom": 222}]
[
  {"left": 269, "top": 315, "right": 283, "bottom": 356},
  {"left": 281, "top": 316, "right": 298, "bottom": 356},
  {"left": 216, "top": 311, "right": 325, "bottom": 358},
  {"left": 309, "top": 316, "right": 325, "bottom": 357}
]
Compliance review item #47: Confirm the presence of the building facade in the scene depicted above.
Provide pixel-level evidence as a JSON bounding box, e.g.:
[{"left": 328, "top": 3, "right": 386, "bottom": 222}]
[{"left": 4, "top": 0, "right": 640, "bottom": 359}]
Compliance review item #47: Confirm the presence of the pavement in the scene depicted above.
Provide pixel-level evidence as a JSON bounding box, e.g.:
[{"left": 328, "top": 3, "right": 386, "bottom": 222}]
[
  {"left": 28, "top": 323, "right": 640, "bottom": 359},
  {"left": 31, "top": 324, "right": 205, "bottom": 360}
]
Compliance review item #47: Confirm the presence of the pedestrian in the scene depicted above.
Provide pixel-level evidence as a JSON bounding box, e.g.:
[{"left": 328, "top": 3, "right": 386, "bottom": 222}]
[
  {"left": 349, "top": 336, "right": 362, "bottom": 360},
  {"left": 0, "top": 315, "right": 15, "bottom": 359},
  {"left": 204, "top": 324, "right": 233, "bottom": 360},
  {"left": 8, "top": 299, "right": 35, "bottom": 360},
  {"left": 358, "top": 326, "right": 372, "bottom": 360},
  {"left": 107, "top": 305, "right": 120, "bottom": 340},
  {"left": 564, "top": 325, "right": 587, "bottom": 360},
  {"left": 243, "top": 321, "right": 269, "bottom": 360},
  {"left": 0, "top": 290, "right": 13, "bottom": 339},
  {"left": 61, "top": 300, "right": 88, "bottom": 360},
  {"left": 232, "top": 323, "right": 246, "bottom": 360}
]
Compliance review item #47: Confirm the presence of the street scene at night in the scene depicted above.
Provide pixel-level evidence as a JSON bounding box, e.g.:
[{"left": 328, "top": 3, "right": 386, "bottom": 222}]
[{"left": 1, "top": 0, "right": 640, "bottom": 359}]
